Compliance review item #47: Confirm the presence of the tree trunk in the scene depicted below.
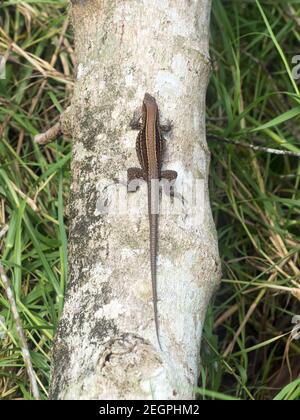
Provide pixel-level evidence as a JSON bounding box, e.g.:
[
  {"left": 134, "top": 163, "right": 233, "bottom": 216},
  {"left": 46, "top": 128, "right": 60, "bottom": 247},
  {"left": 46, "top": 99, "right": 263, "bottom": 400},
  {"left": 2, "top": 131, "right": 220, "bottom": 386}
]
[{"left": 50, "top": 0, "right": 221, "bottom": 400}]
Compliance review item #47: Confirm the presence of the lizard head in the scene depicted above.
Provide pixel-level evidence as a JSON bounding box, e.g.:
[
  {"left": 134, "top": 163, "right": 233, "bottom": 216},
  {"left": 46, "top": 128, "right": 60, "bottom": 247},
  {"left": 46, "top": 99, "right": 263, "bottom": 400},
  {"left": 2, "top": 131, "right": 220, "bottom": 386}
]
[{"left": 143, "top": 93, "right": 157, "bottom": 109}]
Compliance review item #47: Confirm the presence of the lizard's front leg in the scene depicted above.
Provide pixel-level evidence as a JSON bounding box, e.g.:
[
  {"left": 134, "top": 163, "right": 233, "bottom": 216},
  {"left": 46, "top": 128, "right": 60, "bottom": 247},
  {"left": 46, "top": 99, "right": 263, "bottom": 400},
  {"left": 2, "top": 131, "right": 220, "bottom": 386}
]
[
  {"left": 130, "top": 109, "right": 142, "bottom": 131},
  {"left": 159, "top": 120, "right": 173, "bottom": 133}
]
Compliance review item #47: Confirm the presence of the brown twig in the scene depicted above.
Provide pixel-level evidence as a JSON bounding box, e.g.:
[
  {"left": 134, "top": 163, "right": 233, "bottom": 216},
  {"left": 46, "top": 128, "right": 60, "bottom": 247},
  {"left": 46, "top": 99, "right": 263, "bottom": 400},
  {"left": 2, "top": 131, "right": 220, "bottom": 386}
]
[
  {"left": 208, "top": 134, "right": 300, "bottom": 157},
  {"left": 34, "top": 122, "right": 62, "bottom": 145}
]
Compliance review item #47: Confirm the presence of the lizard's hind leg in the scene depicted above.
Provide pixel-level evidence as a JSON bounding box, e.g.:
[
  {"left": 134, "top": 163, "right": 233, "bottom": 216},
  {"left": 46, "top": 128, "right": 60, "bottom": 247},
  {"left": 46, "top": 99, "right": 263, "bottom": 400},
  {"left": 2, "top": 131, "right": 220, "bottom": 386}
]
[
  {"left": 161, "top": 170, "right": 177, "bottom": 182},
  {"left": 160, "top": 170, "right": 184, "bottom": 205}
]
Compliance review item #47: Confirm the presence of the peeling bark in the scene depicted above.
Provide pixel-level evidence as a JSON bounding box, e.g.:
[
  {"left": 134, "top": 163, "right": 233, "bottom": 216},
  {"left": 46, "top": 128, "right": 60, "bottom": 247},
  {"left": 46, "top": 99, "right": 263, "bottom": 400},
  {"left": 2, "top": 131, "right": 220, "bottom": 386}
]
[{"left": 50, "top": 0, "right": 221, "bottom": 400}]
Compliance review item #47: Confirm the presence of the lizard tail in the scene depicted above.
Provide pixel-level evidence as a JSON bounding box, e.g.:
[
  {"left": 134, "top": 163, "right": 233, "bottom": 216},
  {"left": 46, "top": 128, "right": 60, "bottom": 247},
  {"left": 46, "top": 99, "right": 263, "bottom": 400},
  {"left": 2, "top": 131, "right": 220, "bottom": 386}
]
[{"left": 149, "top": 212, "right": 162, "bottom": 351}]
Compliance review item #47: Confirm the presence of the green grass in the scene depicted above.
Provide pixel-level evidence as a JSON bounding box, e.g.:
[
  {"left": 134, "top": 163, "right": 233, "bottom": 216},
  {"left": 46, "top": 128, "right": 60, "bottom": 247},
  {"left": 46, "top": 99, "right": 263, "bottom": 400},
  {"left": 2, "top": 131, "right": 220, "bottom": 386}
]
[
  {"left": 0, "top": 0, "right": 299, "bottom": 400},
  {"left": 201, "top": 0, "right": 300, "bottom": 400},
  {"left": 0, "top": 0, "right": 71, "bottom": 399}
]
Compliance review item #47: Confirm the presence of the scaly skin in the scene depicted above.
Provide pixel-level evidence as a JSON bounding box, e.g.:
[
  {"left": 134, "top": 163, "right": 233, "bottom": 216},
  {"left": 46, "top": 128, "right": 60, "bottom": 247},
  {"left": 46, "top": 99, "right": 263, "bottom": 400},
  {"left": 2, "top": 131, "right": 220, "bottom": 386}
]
[{"left": 128, "top": 93, "right": 177, "bottom": 350}]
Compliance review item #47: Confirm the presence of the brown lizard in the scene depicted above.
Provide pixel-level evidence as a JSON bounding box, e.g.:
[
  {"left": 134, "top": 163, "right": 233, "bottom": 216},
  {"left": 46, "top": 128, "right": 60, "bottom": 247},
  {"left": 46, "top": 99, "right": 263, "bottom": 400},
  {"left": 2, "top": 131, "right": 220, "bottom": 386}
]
[{"left": 128, "top": 93, "right": 177, "bottom": 349}]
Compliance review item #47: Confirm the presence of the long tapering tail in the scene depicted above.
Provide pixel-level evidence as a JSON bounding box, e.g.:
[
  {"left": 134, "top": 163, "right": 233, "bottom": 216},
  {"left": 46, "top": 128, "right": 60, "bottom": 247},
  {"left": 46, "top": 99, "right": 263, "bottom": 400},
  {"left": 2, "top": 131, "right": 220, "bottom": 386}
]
[{"left": 148, "top": 179, "right": 162, "bottom": 350}]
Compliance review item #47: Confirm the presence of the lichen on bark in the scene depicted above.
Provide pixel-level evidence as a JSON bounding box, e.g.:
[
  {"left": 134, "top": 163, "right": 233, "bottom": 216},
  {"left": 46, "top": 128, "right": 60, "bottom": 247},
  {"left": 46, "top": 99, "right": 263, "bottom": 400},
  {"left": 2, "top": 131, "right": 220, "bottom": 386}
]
[{"left": 50, "top": 0, "right": 221, "bottom": 400}]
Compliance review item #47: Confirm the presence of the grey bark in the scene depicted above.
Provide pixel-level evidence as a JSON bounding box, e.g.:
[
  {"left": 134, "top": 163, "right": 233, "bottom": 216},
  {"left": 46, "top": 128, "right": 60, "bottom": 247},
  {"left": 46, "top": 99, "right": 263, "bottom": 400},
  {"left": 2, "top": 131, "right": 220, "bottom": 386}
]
[{"left": 50, "top": 0, "right": 221, "bottom": 400}]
